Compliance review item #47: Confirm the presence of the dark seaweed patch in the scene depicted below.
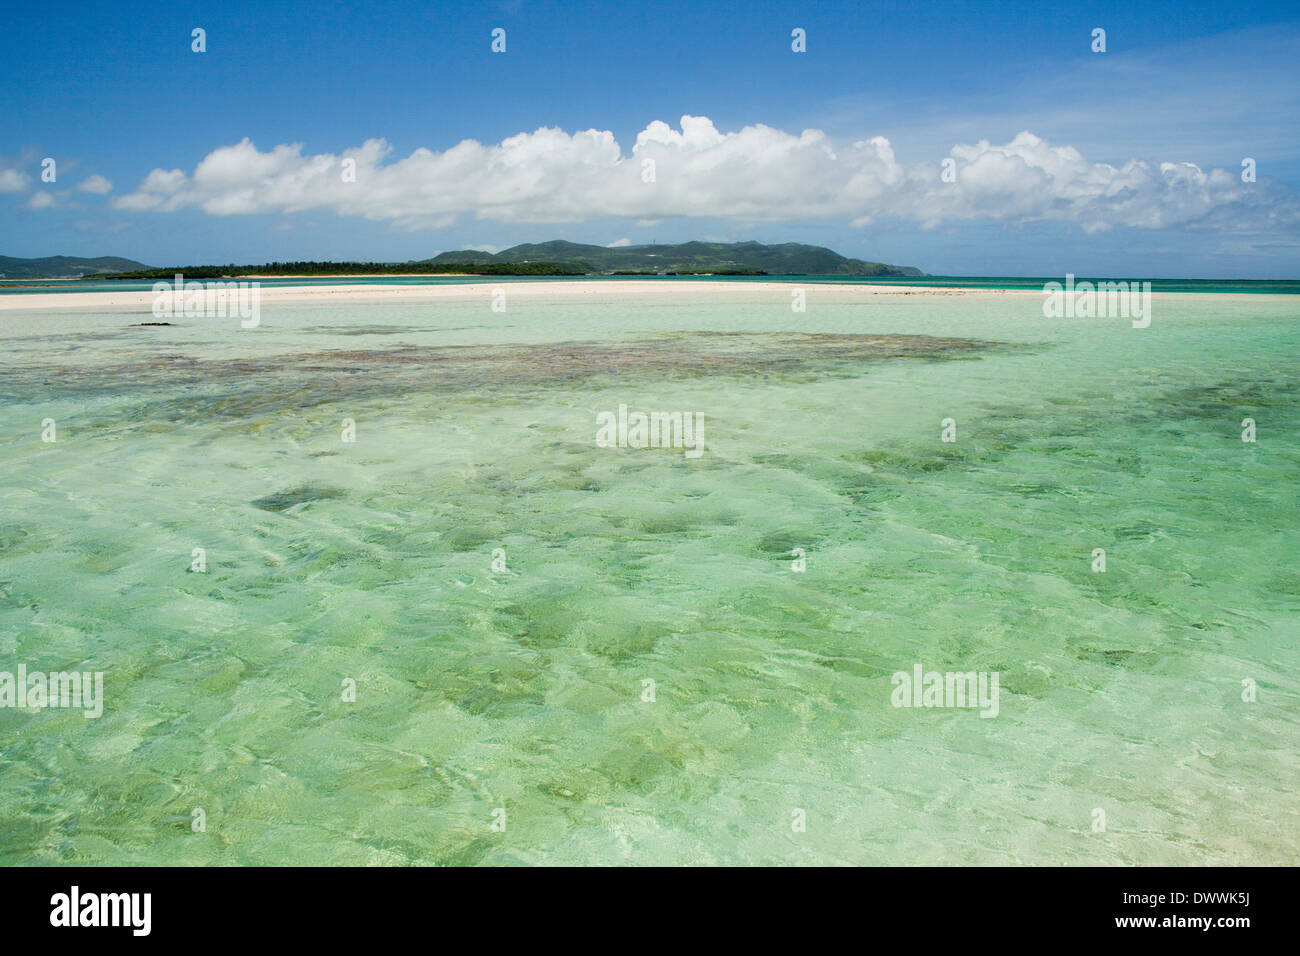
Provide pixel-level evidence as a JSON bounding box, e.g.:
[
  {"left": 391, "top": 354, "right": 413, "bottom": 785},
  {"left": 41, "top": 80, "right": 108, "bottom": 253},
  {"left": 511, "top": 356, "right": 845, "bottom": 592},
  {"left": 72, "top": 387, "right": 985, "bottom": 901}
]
[{"left": 251, "top": 485, "right": 346, "bottom": 512}]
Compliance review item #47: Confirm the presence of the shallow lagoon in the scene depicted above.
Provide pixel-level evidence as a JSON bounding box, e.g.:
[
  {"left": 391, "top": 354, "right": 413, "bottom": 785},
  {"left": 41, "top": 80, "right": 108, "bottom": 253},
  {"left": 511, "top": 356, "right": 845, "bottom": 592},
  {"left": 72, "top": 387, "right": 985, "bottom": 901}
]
[{"left": 0, "top": 285, "right": 1296, "bottom": 864}]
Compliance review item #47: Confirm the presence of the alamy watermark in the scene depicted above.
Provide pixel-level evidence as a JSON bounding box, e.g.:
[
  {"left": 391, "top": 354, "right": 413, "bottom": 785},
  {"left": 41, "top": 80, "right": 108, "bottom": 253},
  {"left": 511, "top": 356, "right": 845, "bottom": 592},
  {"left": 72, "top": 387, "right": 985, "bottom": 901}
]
[
  {"left": 596, "top": 404, "right": 705, "bottom": 458},
  {"left": 891, "top": 664, "right": 999, "bottom": 718},
  {"left": 0, "top": 665, "right": 104, "bottom": 717},
  {"left": 1043, "top": 274, "right": 1151, "bottom": 328},
  {"left": 50, "top": 886, "right": 150, "bottom": 935},
  {"left": 152, "top": 273, "right": 260, "bottom": 328}
]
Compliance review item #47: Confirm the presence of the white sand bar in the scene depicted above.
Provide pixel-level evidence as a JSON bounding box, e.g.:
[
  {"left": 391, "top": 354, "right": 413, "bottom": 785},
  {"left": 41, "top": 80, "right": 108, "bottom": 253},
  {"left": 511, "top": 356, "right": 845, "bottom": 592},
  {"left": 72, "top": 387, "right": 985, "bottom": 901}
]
[{"left": 0, "top": 279, "right": 1040, "bottom": 312}]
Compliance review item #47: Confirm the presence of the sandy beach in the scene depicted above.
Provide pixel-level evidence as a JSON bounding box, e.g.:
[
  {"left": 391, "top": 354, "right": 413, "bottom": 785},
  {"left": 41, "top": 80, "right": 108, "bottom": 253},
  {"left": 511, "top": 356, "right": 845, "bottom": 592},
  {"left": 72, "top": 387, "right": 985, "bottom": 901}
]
[{"left": 0, "top": 279, "right": 1038, "bottom": 312}]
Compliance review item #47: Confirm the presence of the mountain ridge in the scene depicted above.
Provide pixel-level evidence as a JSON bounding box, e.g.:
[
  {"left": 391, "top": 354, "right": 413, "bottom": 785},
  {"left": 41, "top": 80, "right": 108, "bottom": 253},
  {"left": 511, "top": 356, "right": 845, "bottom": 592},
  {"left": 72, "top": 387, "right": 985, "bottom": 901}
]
[{"left": 423, "top": 240, "right": 924, "bottom": 276}]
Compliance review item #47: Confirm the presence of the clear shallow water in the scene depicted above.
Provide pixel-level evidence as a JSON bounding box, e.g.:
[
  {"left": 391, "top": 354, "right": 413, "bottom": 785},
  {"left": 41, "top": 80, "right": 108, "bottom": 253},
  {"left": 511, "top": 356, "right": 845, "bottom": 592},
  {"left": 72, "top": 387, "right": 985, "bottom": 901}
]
[{"left": 0, "top": 287, "right": 1297, "bottom": 865}]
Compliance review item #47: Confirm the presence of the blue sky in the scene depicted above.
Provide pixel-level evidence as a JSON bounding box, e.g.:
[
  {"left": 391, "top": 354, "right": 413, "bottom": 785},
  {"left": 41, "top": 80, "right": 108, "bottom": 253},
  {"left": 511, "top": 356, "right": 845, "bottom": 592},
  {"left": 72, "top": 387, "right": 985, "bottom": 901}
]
[{"left": 2, "top": 0, "right": 1298, "bottom": 276}]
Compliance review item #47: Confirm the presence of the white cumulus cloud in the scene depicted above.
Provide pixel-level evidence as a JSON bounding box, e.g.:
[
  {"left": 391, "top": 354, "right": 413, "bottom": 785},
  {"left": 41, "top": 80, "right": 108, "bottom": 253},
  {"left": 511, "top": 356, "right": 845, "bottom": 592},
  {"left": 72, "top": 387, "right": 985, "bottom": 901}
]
[
  {"left": 0, "top": 169, "right": 29, "bottom": 193},
  {"left": 77, "top": 174, "right": 114, "bottom": 194},
  {"left": 112, "top": 117, "right": 1297, "bottom": 235}
]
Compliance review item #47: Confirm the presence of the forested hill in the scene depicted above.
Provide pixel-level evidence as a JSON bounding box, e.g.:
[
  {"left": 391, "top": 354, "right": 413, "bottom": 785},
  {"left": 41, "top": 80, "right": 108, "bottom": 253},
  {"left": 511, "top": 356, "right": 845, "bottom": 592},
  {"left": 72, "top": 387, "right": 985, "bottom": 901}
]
[
  {"left": 0, "top": 255, "right": 150, "bottom": 279},
  {"left": 424, "top": 240, "right": 924, "bottom": 276}
]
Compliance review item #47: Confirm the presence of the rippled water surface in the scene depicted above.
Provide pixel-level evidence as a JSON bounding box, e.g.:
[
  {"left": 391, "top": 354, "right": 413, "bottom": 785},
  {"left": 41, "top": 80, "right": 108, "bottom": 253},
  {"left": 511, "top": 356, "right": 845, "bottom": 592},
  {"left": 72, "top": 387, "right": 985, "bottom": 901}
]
[{"left": 1, "top": 286, "right": 1296, "bottom": 864}]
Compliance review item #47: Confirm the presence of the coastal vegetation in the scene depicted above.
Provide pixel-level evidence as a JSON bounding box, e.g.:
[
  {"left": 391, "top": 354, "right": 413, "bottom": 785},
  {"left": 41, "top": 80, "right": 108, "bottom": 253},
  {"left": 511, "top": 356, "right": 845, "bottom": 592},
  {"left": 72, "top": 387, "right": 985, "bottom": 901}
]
[{"left": 91, "top": 260, "right": 590, "bottom": 279}]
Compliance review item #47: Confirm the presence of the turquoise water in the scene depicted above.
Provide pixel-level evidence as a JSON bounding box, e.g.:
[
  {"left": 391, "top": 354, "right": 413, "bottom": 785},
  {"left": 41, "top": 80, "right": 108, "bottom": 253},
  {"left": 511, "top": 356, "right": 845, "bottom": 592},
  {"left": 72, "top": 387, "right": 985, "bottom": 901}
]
[
  {"left": 1, "top": 285, "right": 1297, "bottom": 865},
  {"left": 4, "top": 275, "right": 1299, "bottom": 295}
]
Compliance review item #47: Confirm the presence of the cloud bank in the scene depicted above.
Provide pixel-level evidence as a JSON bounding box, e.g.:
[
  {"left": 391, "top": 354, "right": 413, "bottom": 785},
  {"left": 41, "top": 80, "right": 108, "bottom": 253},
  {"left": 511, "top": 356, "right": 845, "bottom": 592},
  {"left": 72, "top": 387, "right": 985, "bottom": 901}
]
[{"left": 113, "top": 116, "right": 1295, "bottom": 235}]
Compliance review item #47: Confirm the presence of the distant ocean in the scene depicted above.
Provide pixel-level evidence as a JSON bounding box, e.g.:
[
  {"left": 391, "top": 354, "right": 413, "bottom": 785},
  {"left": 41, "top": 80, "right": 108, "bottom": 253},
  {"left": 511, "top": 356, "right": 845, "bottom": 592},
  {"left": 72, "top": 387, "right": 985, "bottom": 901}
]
[
  {"left": 2, "top": 274, "right": 1299, "bottom": 294},
  {"left": 0, "top": 285, "right": 1296, "bottom": 864}
]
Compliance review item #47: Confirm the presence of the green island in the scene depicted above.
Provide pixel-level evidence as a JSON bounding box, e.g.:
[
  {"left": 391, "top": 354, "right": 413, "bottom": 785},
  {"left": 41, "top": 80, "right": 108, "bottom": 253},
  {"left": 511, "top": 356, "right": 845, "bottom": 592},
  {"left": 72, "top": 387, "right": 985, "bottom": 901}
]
[{"left": 39, "top": 240, "right": 924, "bottom": 280}]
